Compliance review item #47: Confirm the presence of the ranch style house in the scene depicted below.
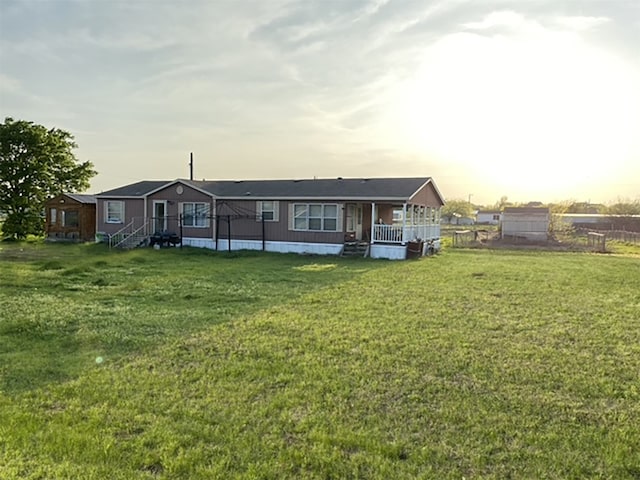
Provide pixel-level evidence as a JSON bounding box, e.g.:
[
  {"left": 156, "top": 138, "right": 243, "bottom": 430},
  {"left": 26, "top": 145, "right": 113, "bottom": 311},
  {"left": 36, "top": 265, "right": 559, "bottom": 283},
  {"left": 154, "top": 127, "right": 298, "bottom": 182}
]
[{"left": 95, "top": 176, "right": 445, "bottom": 260}]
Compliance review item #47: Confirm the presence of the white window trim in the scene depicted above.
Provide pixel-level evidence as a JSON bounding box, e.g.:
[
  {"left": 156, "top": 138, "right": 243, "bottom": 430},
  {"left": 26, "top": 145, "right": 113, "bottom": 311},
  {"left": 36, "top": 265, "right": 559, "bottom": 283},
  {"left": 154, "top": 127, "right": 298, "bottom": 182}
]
[
  {"left": 180, "top": 202, "right": 210, "bottom": 228},
  {"left": 289, "top": 203, "right": 342, "bottom": 232},
  {"left": 256, "top": 201, "right": 279, "bottom": 222},
  {"left": 105, "top": 201, "right": 124, "bottom": 224}
]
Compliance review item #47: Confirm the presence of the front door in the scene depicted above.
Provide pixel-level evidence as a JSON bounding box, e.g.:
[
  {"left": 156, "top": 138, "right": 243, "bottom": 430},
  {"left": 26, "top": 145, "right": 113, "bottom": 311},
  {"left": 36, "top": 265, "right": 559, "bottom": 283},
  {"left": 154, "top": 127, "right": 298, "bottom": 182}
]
[
  {"left": 153, "top": 201, "right": 167, "bottom": 233},
  {"left": 346, "top": 204, "right": 363, "bottom": 240}
]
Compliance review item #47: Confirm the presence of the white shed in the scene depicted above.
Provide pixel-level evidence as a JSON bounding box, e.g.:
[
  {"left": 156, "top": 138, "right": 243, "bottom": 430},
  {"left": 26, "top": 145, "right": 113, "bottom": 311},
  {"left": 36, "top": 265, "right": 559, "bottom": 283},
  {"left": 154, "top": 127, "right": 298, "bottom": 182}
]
[
  {"left": 477, "top": 210, "right": 502, "bottom": 225},
  {"left": 501, "top": 207, "right": 549, "bottom": 241}
]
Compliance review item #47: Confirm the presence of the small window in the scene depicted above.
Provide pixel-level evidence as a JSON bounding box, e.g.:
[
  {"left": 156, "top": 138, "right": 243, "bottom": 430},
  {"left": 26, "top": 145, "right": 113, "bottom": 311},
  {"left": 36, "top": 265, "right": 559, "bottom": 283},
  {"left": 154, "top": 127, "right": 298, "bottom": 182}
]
[
  {"left": 257, "top": 201, "right": 279, "bottom": 222},
  {"left": 182, "top": 202, "right": 209, "bottom": 228},
  {"left": 62, "top": 210, "right": 79, "bottom": 227},
  {"left": 50, "top": 208, "right": 57, "bottom": 225},
  {"left": 106, "top": 201, "right": 124, "bottom": 224}
]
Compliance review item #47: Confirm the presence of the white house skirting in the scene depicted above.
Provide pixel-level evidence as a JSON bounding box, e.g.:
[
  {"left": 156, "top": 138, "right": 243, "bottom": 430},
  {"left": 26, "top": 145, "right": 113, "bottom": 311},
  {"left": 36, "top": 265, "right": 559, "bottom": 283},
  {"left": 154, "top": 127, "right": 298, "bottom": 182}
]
[
  {"left": 183, "top": 238, "right": 424, "bottom": 260},
  {"left": 181, "top": 237, "right": 216, "bottom": 249},
  {"left": 213, "top": 239, "right": 344, "bottom": 256},
  {"left": 369, "top": 244, "right": 407, "bottom": 260}
]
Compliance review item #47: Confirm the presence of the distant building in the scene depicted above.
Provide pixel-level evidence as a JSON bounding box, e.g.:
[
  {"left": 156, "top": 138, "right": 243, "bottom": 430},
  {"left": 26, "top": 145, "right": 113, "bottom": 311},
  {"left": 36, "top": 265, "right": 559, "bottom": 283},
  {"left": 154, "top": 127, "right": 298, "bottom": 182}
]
[
  {"left": 476, "top": 210, "right": 502, "bottom": 225},
  {"left": 441, "top": 213, "right": 474, "bottom": 225},
  {"left": 558, "top": 214, "right": 640, "bottom": 232}
]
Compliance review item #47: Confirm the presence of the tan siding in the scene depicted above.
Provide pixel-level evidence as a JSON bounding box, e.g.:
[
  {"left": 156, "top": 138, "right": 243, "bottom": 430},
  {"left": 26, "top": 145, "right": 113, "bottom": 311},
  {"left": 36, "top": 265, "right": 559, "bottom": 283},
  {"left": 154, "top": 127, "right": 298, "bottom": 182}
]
[
  {"left": 409, "top": 181, "right": 444, "bottom": 207},
  {"left": 148, "top": 184, "right": 214, "bottom": 237},
  {"left": 216, "top": 200, "right": 345, "bottom": 244},
  {"left": 97, "top": 198, "right": 145, "bottom": 234}
]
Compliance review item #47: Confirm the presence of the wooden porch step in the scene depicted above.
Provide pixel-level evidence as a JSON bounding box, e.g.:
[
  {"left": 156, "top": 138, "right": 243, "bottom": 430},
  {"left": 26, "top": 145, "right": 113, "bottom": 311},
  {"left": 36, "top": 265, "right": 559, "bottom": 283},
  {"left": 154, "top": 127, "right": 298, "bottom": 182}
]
[{"left": 341, "top": 241, "right": 369, "bottom": 257}]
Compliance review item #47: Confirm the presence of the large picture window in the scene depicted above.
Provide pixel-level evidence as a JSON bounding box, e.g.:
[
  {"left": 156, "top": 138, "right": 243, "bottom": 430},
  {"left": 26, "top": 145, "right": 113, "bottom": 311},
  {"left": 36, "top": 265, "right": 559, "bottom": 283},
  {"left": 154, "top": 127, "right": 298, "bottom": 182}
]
[
  {"left": 292, "top": 203, "right": 338, "bottom": 231},
  {"left": 257, "top": 201, "right": 279, "bottom": 222},
  {"left": 182, "top": 202, "right": 209, "bottom": 227},
  {"left": 106, "top": 201, "right": 124, "bottom": 224}
]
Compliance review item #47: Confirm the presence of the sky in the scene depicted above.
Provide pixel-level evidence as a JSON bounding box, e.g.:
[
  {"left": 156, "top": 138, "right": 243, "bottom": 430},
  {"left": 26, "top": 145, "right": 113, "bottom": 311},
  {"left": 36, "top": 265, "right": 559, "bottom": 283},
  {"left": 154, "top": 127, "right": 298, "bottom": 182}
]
[{"left": 1, "top": 0, "right": 639, "bottom": 206}]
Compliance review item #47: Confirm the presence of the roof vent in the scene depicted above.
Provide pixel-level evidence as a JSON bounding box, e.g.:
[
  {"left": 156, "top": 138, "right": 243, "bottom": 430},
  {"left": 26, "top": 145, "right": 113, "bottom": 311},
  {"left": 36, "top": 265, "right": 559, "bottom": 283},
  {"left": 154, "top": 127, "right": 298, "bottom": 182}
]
[
  {"left": 234, "top": 180, "right": 243, "bottom": 183},
  {"left": 245, "top": 191, "right": 251, "bottom": 195},
  {"left": 337, "top": 177, "right": 343, "bottom": 180}
]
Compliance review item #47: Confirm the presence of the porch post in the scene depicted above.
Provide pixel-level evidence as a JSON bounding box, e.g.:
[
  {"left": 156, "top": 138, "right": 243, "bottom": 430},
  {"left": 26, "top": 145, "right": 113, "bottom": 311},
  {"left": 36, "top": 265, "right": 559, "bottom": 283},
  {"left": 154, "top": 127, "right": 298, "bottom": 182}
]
[
  {"left": 371, "top": 202, "right": 376, "bottom": 244},
  {"left": 402, "top": 202, "right": 407, "bottom": 245}
]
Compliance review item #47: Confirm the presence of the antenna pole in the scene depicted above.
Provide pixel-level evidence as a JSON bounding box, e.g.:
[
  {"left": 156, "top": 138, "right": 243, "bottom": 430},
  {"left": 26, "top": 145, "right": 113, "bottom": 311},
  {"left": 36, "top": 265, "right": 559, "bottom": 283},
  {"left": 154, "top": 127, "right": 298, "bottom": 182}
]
[{"left": 189, "top": 152, "right": 194, "bottom": 180}]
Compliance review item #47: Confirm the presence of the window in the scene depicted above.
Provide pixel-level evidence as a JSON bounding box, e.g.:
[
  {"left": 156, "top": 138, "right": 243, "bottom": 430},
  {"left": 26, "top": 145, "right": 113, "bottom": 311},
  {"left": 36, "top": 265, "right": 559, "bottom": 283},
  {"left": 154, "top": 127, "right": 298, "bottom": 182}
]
[
  {"left": 392, "top": 208, "right": 404, "bottom": 224},
  {"left": 182, "top": 202, "right": 209, "bottom": 227},
  {"left": 62, "top": 210, "right": 79, "bottom": 227},
  {"left": 257, "top": 201, "right": 279, "bottom": 222},
  {"left": 292, "top": 203, "right": 339, "bottom": 231},
  {"left": 50, "top": 208, "right": 57, "bottom": 225},
  {"left": 106, "top": 201, "right": 124, "bottom": 224},
  {"left": 493, "top": 214, "right": 501, "bottom": 221}
]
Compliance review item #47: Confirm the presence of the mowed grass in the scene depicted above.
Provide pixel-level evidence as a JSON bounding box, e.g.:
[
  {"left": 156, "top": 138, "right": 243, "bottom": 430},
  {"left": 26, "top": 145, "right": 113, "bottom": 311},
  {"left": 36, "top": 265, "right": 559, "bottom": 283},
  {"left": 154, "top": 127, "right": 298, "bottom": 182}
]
[{"left": 0, "top": 243, "right": 639, "bottom": 479}]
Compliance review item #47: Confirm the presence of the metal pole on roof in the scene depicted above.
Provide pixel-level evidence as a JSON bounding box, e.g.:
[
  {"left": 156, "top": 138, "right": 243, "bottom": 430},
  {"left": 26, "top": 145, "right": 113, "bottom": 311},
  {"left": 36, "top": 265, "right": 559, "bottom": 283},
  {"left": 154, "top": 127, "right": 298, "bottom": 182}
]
[{"left": 189, "top": 152, "right": 194, "bottom": 180}]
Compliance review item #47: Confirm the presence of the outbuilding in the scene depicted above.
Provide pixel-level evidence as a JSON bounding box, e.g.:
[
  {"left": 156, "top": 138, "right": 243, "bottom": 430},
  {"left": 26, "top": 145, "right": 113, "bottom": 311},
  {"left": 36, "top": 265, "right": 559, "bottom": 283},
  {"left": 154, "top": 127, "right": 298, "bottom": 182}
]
[
  {"left": 501, "top": 207, "right": 549, "bottom": 242},
  {"left": 45, "top": 193, "right": 97, "bottom": 242}
]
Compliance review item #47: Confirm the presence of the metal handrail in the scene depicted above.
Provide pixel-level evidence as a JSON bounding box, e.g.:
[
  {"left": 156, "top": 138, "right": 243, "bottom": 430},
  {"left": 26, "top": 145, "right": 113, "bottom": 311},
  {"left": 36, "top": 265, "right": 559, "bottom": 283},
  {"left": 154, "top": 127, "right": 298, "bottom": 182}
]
[
  {"left": 113, "top": 219, "right": 150, "bottom": 249},
  {"left": 108, "top": 219, "right": 135, "bottom": 249}
]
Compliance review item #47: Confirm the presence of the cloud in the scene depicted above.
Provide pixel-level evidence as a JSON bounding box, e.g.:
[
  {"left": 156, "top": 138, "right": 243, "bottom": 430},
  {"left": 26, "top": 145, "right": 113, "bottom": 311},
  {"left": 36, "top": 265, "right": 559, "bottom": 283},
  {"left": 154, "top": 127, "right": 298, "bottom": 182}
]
[
  {"left": 554, "top": 15, "right": 610, "bottom": 30},
  {"left": 462, "top": 10, "right": 528, "bottom": 30}
]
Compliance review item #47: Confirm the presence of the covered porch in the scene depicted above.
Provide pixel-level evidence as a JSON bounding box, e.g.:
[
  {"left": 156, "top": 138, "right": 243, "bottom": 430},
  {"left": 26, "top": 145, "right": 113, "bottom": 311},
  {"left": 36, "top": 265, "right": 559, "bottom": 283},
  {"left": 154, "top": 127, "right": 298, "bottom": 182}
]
[{"left": 370, "top": 202, "right": 441, "bottom": 245}]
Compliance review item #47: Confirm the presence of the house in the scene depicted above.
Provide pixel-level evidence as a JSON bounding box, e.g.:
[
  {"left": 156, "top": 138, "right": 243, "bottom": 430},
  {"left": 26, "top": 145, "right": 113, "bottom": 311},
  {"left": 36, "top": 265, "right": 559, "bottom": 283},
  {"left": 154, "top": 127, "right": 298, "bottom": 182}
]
[
  {"left": 45, "top": 193, "right": 96, "bottom": 242},
  {"left": 95, "top": 177, "right": 445, "bottom": 260},
  {"left": 501, "top": 207, "right": 549, "bottom": 242},
  {"left": 476, "top": 210, "right": 502, "bottom": 225}
]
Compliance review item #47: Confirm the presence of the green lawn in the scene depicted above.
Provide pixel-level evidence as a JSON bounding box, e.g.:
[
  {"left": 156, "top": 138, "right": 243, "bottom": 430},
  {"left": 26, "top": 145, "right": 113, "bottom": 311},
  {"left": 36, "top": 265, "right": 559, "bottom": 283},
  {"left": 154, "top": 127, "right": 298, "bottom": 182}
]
[{"left": 1, "top": 242, "right": 639, "bottom": 479}]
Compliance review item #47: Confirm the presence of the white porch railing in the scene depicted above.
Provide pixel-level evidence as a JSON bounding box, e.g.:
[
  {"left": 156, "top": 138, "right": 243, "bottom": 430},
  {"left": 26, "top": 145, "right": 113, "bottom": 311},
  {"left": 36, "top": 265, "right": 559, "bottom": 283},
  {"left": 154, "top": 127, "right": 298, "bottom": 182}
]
[{"left": 372, "top": 224, "right": 440, "bottom": 244}]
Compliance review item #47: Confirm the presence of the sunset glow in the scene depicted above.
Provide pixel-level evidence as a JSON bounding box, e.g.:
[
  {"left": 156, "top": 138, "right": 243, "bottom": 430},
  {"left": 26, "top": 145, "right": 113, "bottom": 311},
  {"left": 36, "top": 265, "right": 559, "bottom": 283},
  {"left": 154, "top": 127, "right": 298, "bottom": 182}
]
[{"left": 1, "top": 1, "right": 638, "bottom": 204}]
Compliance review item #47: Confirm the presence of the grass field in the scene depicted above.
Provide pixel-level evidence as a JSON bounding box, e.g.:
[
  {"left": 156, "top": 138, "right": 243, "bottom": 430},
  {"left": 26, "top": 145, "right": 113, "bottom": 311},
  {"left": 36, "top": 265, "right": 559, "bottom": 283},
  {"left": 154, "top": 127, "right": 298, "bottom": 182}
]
[{"left": 1, "top": 242, "right": 639, "bottom": 479}]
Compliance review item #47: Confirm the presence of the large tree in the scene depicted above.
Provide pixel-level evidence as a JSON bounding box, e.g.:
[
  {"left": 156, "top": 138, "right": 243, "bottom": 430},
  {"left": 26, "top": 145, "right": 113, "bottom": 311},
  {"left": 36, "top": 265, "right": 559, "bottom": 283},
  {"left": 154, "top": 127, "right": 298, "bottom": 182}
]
[
  {"left": 441, "top": 198, "right": 474, "bottom": 223},
  {"left": 0, "top": 118, "right": 96, "bottom": 239}
]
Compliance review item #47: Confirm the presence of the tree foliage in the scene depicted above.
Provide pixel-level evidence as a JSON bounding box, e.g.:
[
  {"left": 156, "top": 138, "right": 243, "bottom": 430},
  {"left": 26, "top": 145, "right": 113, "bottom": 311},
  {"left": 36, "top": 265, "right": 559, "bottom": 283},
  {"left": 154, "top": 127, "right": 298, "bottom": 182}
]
[
  {"left": 441, "top": 198, "right": 474, "bottom": 222},
  {"left": 605, "top": 199, "right": 640, "bottom": 216},
  {"left": 0, "top": 117, "right": 96, "bottom": 239}
]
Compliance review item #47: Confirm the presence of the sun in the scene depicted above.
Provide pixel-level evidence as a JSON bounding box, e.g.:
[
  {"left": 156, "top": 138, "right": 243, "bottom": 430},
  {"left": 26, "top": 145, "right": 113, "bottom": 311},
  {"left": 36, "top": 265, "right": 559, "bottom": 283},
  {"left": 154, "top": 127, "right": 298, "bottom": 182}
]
[{"left": 384, "top": 25, "right": 640, "bottom": 199}]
